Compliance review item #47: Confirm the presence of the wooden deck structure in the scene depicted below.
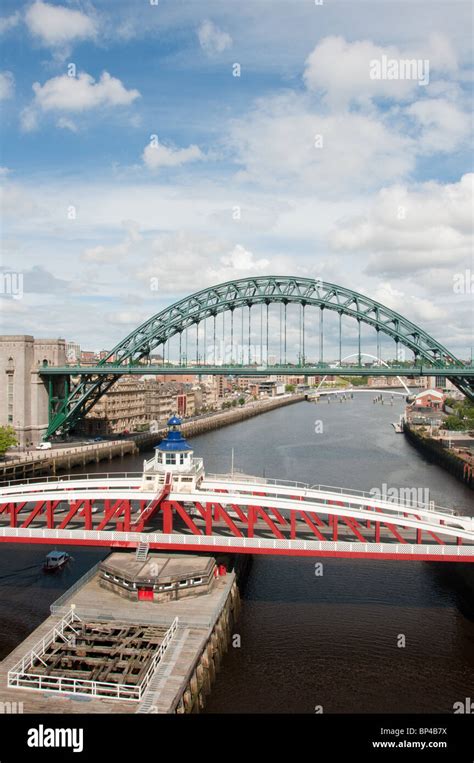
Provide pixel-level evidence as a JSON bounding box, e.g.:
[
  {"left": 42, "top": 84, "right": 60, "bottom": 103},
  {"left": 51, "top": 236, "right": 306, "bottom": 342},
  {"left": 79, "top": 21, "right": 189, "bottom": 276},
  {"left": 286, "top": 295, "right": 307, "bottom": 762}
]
[{"left": 0, "top": 563, "right": 236, "bottom": 713}]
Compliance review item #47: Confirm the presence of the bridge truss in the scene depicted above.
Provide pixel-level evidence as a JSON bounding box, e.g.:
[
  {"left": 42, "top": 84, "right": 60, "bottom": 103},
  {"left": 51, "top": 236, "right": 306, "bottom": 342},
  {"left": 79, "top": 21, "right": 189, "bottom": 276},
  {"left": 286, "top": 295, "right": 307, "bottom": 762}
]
[
  {"left": 0, "top": 473, "right": 473, "bottom": 562},
  {"left": 43, "top": 277, "right": 474, "bottom": 437}
]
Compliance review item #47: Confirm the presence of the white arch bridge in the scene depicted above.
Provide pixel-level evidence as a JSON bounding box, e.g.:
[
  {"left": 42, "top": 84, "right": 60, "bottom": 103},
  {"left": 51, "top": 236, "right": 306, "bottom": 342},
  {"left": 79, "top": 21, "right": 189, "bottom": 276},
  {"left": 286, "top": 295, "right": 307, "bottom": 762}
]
[{"left": 0, "top": 471, "right": 472, "bottom": 562}]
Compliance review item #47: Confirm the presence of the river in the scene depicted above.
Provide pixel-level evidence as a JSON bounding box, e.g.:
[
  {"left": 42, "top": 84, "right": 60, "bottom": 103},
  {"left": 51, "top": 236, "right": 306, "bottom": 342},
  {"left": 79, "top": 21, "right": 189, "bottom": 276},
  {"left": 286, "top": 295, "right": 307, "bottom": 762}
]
[{"left": 0, "top": 396, "right": 472, "bottom": 713}]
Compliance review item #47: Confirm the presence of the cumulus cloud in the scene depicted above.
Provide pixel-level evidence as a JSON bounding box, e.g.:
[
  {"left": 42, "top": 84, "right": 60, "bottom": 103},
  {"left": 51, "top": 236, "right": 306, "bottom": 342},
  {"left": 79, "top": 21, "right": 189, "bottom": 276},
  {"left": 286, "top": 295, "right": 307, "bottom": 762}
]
[
  {"left": 198, "top": 20, "right": 232, "bottom": 55},
  {"left": 0, "top": 71, "right": 14, "bottom": 100},
  {"left": 31, "top": 71, "right": 140, "bottom": 112},
  {"left": 303, "top": 34, "right": 458, "bottom": 108},
  {"left": 21, "top": 71, "right": 140, "bottom": 131},
  {"left": 328, "top": 174, "right": 473, "bottom": 275},
  {"left": 25, "top": 1, "right": 97, "bottom": 48},
  {"left": 406, "top": 98, "right": 470, "bottom": 153},
  {"left": 136, "top": 232, "right": 274, "bottom": 293},
  {"left": 142, "top": 139, "right": 204, "bottom": 171},
  {"left": 229, "top": 92, "right": 415, "bottom": 194},
  {"left": 371, "top": 283, "right": 447, "bottom": 324}
]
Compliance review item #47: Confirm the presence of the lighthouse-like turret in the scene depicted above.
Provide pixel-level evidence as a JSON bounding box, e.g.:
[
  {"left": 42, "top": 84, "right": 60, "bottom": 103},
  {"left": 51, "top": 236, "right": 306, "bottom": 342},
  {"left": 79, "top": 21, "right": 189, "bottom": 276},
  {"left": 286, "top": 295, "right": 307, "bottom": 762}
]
[{"left": 141, "top": 416, "right": 204, "bottom": 492}]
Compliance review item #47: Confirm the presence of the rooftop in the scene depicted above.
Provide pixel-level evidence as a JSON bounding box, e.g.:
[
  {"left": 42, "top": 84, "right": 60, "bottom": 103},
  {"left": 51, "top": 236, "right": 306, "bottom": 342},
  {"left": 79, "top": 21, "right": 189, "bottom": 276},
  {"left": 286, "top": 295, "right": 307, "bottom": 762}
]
[{"left": 101, "top": 552, "right": 214, "bottom": 584}]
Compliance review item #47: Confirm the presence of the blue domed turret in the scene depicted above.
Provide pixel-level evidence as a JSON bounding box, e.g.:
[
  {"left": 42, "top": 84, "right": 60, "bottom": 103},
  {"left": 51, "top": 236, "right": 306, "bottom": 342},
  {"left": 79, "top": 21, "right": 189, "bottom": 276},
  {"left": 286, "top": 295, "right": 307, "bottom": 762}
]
[
  {"left": 141, "top": 414, "right": 205, "bottom": 489},
  {"left": 154, "top": 415, "right": 193, "bottom": 455}
]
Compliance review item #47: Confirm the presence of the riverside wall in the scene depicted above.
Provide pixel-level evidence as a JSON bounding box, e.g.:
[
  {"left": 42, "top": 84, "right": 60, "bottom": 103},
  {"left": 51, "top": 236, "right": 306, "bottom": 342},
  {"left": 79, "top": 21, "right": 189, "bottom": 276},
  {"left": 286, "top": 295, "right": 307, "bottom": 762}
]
[
  {"left": 403, "top": 422, "right": 473, "bottom": 489},
  {"left": 0, "top": 395, "right": 304, "bottom": 483}
]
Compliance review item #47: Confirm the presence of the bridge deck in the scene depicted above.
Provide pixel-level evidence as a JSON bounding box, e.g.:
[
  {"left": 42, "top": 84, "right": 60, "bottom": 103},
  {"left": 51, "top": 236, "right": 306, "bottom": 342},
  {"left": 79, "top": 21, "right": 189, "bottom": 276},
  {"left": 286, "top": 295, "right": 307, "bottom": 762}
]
[{"left": 0, "top": 474, "right": 472, "bottom": 560}]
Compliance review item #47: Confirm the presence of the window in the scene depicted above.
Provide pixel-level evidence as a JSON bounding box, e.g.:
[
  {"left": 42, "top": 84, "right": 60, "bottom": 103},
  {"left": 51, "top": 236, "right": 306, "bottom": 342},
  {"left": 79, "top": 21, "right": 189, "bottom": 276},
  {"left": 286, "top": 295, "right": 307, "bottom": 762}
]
[
  {"left": 165, "top": 453, "right": 175, "bottom": 465},
  {"left": 179, "top": 453, "right": 185, "bottom": 464},
  {"left": 7, "top": 373, "right": 13, "bottom": 424}
]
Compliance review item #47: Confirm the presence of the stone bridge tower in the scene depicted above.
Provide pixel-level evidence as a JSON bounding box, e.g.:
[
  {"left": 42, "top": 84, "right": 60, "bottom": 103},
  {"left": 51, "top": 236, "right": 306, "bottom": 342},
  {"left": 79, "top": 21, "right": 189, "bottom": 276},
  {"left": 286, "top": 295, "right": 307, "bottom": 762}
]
[{"left": 0, "top": 335, "right": 67, "bottom": 447}]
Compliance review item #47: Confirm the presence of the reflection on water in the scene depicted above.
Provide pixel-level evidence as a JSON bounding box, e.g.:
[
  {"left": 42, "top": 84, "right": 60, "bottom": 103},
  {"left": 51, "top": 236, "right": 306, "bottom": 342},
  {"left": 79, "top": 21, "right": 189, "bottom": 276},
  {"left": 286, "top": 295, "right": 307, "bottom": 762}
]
[{"left": 0, "top": 398, "right": 472, "bottom": 712}]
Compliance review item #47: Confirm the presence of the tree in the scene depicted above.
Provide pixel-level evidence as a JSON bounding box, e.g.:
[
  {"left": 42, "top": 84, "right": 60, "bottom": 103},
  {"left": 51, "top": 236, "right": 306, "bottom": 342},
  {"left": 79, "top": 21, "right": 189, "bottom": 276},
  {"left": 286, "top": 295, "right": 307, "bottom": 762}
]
[
  {"left": 285, "top": 384, "right": 295, "bottom": 393},
  {"left": 441, "top": 416, "right": 470, "bottom": 431},
  {"left": 238, "top": 397, "right": 245, "bottom": 406},
  {"left": 0, "top": 426, "right": 18, "bottom": 456}
]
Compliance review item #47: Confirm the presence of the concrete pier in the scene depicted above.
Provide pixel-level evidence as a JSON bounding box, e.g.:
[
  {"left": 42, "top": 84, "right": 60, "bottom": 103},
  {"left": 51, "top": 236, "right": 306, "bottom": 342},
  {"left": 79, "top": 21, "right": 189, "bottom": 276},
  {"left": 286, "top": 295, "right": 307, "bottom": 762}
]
[{"left": 0, "top": 554, "right": 240, "bottom": 714}]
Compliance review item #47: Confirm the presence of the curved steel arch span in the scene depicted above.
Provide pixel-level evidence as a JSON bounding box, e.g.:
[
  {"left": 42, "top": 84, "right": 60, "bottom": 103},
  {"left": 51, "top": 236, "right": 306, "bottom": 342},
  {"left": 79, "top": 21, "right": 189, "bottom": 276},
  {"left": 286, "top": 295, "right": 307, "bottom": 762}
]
[{"left": 46, "top": 276, "right": 472, "bottom": 437}]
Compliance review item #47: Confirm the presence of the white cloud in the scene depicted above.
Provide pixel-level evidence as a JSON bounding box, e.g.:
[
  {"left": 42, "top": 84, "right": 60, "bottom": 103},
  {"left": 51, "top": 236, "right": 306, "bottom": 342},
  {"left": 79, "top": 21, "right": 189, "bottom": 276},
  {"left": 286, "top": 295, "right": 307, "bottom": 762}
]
[
  {"left": 137, "top": 232, "right": 275, "bottom": 293},
  {"left": 32, "top": 71, "right": 140, "bottom": 112},
  {"left": 220, "top": 244, "right": 270, "bottom": 272},
  {"left": 0, "top": 71, "right": 14, "bottom": 100},
  {"left": 0, "top": 11, "right": 20, "bottom": 34},
  {"left": 371, "top": 283, "right": 447, "bottom": 324},
  {"left": 56, "top": 116, "right": 78, "bottom": 132},
  {"left": 303, "top": 34, "right": 458, "bottom": 108},
  {"left": 21, "top": 71, "right": 140, "bottom": 130},
  {"left": 142, "top": 140, "right": 204, "bottom": 171},
  {"left": 406, "top": 98, "right": 470, "bottom": 153},
  {"left": 198, "top": 20, "right": 232, "bottom": 55},
  {"left": 25, "top": 1, "right": 97, "bottom": 48},
  {"left": 83, "top": 220, "right": 143, "bottom": 263},
  {"left": 329, "top": 174, "right": 473, "bottom": 275},
  {"left": 20, "top": 106, "right": 38, "bottom": 132},
  {"left": 229, "top": 92, "right": 415, "bottom": 195}
]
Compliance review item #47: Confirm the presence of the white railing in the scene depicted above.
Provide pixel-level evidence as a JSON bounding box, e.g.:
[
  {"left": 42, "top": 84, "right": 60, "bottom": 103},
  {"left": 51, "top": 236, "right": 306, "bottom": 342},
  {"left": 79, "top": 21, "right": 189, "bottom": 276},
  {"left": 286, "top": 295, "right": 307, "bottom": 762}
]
[
  {"left": 202, "top": 474, "right": 456, "bottom": 515},
  {"left": 0, "top": 527, "right": 472, "bottom": 556},
  {"left": 50, "top": 563, "right": 102, "bottom": 613},
  {"left": 1, "top": 469, "right": 458, "bottom": 517},
  {"left": 1, "top": 472, "right": 143, "bottom": 487},
  {"left": 9, "top": 607, "right": 83, "bottom": 677},
  {"left": 2, "top": 441, "right": 131, "bottom": 466},
  {"left": 8, "top": 611, "right": 179, "bottom": 702},
  {"left": 138, "top": 617, "right": 178, "bottom": 698}
]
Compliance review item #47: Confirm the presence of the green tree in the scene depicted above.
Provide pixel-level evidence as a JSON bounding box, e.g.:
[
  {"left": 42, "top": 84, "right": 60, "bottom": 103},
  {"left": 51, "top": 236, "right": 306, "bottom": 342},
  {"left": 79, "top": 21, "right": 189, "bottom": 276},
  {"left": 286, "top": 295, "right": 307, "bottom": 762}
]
[
  {"left": 441, "top": 416, "right": 470, "bottom": 431},
  {"left": 238, "top": 397, "right": 245, "bottom": 406},
  {"left": 285, "top": 384, "right": 295, "bottom": 392},
  {"left": 0, "top": 426, "right": 18, "bottom": 456}
]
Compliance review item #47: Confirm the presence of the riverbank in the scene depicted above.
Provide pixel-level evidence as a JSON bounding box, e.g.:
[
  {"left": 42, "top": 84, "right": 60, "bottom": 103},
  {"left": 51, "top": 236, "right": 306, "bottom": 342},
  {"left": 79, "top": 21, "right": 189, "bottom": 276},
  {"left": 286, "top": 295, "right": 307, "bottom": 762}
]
[
  {"left": 403, "top": 422, "right": 473, "bottom": 489},
  {"left": 0, "top": 394, "right": 304, "bottom": 483}
]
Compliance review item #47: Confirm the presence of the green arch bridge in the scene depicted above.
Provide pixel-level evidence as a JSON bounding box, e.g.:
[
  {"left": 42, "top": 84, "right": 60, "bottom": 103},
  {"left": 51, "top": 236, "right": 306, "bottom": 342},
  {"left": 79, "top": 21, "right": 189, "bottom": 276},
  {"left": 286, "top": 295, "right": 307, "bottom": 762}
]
[{"left": 41, "top": 276, "right": 474, "bottom": 438}]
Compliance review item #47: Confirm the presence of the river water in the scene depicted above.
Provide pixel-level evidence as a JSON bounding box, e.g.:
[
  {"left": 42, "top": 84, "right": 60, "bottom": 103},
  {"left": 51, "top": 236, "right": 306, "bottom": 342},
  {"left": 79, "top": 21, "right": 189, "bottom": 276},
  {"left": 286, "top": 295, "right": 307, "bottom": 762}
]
[{"left": 0, "top": 397, "right": 472, "bottom": 713}]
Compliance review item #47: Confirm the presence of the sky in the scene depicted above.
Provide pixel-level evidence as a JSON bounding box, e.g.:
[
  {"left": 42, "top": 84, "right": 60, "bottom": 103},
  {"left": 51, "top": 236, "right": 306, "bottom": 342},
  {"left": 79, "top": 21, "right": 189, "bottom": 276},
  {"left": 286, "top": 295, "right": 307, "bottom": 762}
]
[{"left": 0, "top": 0, "right": 473, "bottom": 361}]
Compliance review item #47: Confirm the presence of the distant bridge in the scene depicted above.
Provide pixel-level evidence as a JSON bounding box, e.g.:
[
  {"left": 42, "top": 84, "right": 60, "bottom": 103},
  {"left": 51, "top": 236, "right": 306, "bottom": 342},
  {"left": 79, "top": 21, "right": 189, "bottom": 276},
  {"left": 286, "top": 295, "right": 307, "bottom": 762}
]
[{"left": 41, "top": 276, "right": 474, "bottom": 437}]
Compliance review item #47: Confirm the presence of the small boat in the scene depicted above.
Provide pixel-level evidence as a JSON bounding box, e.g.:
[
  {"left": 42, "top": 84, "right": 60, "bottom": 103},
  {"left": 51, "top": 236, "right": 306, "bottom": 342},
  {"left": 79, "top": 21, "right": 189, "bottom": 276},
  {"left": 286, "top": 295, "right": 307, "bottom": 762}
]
[{"left": 43, "top": 550, "right": 71, "bottom": 572}]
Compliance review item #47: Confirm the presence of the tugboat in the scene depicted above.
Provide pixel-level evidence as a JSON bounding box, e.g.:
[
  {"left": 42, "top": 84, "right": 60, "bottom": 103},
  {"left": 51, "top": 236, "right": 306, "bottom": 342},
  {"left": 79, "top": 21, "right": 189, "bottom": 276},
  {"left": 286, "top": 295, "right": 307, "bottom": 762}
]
[{"left": 43, "top": 550, "right": 71, "bottom": 572}]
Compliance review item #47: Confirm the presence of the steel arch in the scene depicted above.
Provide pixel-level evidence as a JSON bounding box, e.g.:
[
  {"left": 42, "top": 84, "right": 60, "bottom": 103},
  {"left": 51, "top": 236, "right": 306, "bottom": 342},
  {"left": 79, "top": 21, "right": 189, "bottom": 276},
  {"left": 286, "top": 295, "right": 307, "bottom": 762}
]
[{"left": 46, "top": 276, "right": 472, "bottom": 436}]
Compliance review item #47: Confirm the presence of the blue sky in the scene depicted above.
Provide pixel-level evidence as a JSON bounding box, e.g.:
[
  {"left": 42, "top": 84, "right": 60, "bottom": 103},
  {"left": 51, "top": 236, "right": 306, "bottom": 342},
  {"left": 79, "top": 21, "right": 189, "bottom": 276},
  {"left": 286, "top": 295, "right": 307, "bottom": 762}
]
[{"left": 0, "top": 0, "right": 473, "bottom": 359}]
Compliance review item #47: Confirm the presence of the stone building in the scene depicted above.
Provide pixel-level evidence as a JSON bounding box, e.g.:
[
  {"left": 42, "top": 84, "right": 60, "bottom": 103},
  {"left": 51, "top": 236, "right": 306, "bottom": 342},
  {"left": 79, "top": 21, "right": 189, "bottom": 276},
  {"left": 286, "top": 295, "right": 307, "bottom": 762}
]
[
  {"left": 0, "top": 335, "right": 67, "bottom": 446},
  {"left": 85, "top": 377, "right": 147, "bottom": 434},
  {"left": 99, "top": 552, "right": 217, "bottom": 603}
]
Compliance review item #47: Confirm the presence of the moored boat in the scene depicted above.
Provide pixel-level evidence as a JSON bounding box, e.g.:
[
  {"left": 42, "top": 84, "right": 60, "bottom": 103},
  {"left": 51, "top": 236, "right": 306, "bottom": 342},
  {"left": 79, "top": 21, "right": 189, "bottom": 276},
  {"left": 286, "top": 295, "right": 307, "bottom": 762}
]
[{"left": 43, "top": 550, "right": 71, "bottom": 572}]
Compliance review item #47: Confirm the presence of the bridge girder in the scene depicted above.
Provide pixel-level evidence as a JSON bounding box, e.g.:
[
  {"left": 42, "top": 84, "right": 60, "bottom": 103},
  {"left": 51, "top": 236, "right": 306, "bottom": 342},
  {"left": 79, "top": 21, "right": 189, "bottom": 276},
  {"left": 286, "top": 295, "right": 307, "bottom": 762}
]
[{"left": 45, "top": 276, "right": 473, "bottom": 437}]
